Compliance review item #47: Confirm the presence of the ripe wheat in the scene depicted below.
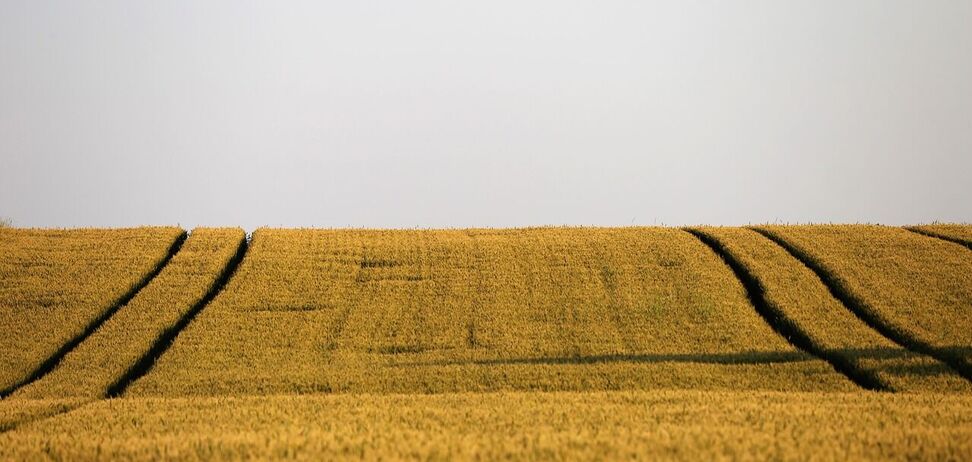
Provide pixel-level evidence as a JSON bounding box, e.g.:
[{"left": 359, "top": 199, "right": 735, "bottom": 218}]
[
  {"left": 757, "top": 225, "right": 972, "bottom": 377},
  {"left": 694, "top": 226, "right": 970, "bottom": 392},
  {"left": 13, "top": 228, "right": 245, "bottom": 399},
  {"left": 127, "top": 227, "right": 850, "bottom": 396},
  {"left": 0, "top": 227, "right": 183, "bottom": 393},
  {"left": 1, "top": 391, "right": 971, "bottom": 460}
]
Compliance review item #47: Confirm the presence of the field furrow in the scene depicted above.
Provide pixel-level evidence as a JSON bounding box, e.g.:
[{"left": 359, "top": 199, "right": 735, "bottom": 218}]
[
  {"left": 0, "top": 227, "right": 185, "bottom": 396},
  {"left": 755, "top": 225, "right": 972, "bottom": 383},
  {"left": 687, "top": 228, "right": 884, "bottom": 391},
  {"left": 127, "top": 228, "right": 852, "bottom": 396},
  {"left": 11, "top": 228, "right": 246, "bottom": 399},
  {"left": 908, "top": 224, "right": 972, "bottom": 251},
  {"left": 694, "top": 227, "right": 970, "bottom": 393}
]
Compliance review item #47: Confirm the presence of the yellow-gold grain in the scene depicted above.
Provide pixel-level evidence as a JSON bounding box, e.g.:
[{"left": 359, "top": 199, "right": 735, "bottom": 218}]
[
  {"left": 1, "top": 391, "right": 971, "bottom": 460},
  {"left": 128, "top": 227, "right": 851, "bottom": 396},
  {"left": 758, "top": 225, "right": 972, "bottom": 375},
  {"left": 0, "top": 227, "right": 183, "bottom": 393},
  {"left": 2, "top": 225, "right": 970, "bottom": 461},
  {"left": 911, "top": 224, "right": 972, "bottom": 248},
  {"left": 13, "top": 228, "right": 245, "bottom": 399},
  {"left": 0, "top": 398, "right": 89, "bottom": 433},
  {"left": 695, "top": 226, "right": 970, "bottom": 392}
]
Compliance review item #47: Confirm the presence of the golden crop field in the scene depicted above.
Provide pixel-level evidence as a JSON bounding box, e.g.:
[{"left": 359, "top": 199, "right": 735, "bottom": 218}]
[
  {"left": 127, "top": 227, "right": 850, "bottom": 396},
  {"left": 0, "top": 227, "right": 183, "bottom": 396},
  {"left": 756, "top": 225, "right": 972, "bottom": 381},
  {"left": 12, "top": 228, "right": 246, "bottom": 399},
  {"left": 1, "top": 225, "right": 971, "bottom": 460},
  {"left": 0, "top": 398, "right": 87, "bottom": 433},
  {"left": 2, "top": 391, "right": 972, "bottom": 460},
  {"left": 690, "top": 226, "right": 970, "bottom": 393},
  {"left": 909, "top": 224, "right": 972, "bottom": 249}
]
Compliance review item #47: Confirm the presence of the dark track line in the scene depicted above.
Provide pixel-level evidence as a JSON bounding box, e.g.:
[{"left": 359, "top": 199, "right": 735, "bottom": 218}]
[
  {"left": 684, "top": 228, "right": 889, "bottom": 391},
  {"left": 903, "top": 227, "right": 972, "bottom": 252},
  {"left": 752, "top": 227, "right": 972, "bottom": 384},
  {"left": 0, "top": 401, "right": 91, "bottom": 435},
  {"left": 105, "top": 233, "right": 249, "bottom": 397},
  {"left": 0, "top": 232, "right": 188, "bottom": 399}
]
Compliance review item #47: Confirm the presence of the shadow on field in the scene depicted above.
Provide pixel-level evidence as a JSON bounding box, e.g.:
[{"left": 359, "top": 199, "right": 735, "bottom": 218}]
[
  {"left": 393, "top": 347, "right": 969, "bottom": 373},
  {"left": 432, "top": 351, "right": 811, "bottom": 366}
]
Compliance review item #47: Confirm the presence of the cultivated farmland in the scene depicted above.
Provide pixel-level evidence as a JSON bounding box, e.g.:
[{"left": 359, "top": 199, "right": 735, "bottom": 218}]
[
  {"left": 909, "top": 224, "right": 972, "bottom": 249},
  {"left": 756, "top": 225, "right": 972, "bottom": 381},
  {"left": 2, "top": 391, "right": 972, "bottom": 461},
  {"left": 0, "top": 224, "right": 971, "bottom": 460},
  {"left": 128, "top": 228, "right": 850, "bottom": 396},
  {"left": 0, "top": 398, "right": 87, "bottom": 433},
  {"left": 13, "top": 228, "right": 246, "bottom": 399},
  {"left": 0, "top": 227, "right": 183, "bottom": 396},
  {"left": 690, "top": 227, "right": 970, "bottom": 393}
]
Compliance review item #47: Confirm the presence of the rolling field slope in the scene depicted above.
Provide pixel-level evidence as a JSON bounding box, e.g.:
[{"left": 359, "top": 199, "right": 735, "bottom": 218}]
[
  {"left": 1, "top": 225, "right": 971, "bottom": 460},
  {"left": 691, "top": 227, "right": 970, "bottom": 393},
  {"left": 127, "top": 228, "right": 851, "bottom": 396},
  {"left": 0, "top": 227, "right": 184, "bottom": 396},
  {"left": 13, "top": 228, "right": 246, "bottom": 399},
  {"left": 756, "top": 225, "right": 972, "bottom": 381}
]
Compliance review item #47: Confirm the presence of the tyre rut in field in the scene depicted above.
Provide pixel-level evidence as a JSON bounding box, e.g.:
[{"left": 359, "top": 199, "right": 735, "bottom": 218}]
[
  {"left": 0, "top": 401, "right": 91, "bottom": 435},
  {"left": 0, "top": 232, "right": 188, "bottom": 399},
  {"left": 903, "top": 227, "right": 972, "bottom": 252},
  {"left": 106, "top": 233, "right": 249, "bottom": 397},
  {"left": 752, "top": 227, "right": 972, "bottom": 384},
  {"left": 684, "top": 229, "right": 888, "bottom": 391}
]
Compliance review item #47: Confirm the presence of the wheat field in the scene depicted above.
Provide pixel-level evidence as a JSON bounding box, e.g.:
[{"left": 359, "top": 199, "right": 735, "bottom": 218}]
[
  {"left": 1, "top": 225, "right": 971, "bottom": 460},
  {"left": 3, "top": 391, "right": 972, "bottom": 461},
  {"left": 129, "top": 228, "right": 847, "bottom": 397},
  {"left": 910, "top": 224, "right": 972, "bottom": 249},
  {"left": 0, "top": 227, "right": 183, "bottom": 396},
  {"left": 12, "top": 228, "right": 246, "bottom": 399},
  {"left": 757, "top": 225, "right": 972, "bottom": 380},
  {"left": 691, "top": 226, "right": 970, "bottom": 393}
]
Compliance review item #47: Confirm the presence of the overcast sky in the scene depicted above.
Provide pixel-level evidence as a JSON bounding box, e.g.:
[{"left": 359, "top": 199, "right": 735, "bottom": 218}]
[{"left": 1, "top": 1, "right": 970, "bottom": 230}]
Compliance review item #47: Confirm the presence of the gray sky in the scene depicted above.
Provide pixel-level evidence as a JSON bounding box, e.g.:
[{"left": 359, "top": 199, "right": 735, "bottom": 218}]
[{"left": 1, "top": 1, "right": 970, "bottom": 230}]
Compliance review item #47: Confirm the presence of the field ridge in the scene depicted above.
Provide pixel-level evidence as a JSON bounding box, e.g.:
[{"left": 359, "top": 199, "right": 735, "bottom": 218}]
[
  {"left": 685, "top": 228, "right": 887, "bottom": 391},
  {"left": 752, "top": 227, "right": 972, "bottom": 384},
  {"left": 108, "top": 234, "right": 250, "bottom": 397},
  {"left": 0, "top": 232, "right": 188, "bottom": 398}
]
